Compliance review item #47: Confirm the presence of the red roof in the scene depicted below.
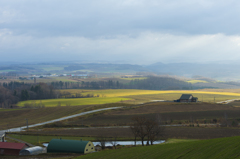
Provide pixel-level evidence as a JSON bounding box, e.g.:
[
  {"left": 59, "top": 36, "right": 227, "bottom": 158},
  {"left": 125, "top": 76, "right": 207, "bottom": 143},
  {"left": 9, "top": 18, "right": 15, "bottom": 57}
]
[{"left": 0, "top": 142, "right": 28, "bottom": 150}]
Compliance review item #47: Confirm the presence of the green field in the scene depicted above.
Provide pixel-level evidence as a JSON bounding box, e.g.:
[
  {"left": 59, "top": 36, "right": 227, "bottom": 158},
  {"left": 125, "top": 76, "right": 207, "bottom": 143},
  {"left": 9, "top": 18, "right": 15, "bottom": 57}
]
[
  {"left": 61, "top": 89, "right": 240, "bottom": 104},
  {"left": 16, "top": 89, "right": 240, "bottom": 107},
  {"left": 63, "top": 89, "right": 240, "bottom": 98},
  {"left": 7, "top": 133, "right": 195, "bottom": 146},
  {"left": 8, "top": 134, "right": 95, "bottom": 146},
  {"left": 17, "top": 97, "right": 131, "bottom": 107},
  {"left": 0, "top": 108, "right": 22, "bottom": 112},
  {"left": 77, "top": 136, "right": 240, "bottom": 159}
]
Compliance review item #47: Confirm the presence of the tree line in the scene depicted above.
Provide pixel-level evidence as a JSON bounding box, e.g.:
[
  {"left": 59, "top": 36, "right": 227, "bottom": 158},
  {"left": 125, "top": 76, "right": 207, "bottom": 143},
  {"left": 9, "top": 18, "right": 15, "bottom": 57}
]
[
  {"left": 0, "top": 82, "right": 59, "bottom": 108},
  {"left": 50, "top": 76, "right": 192, "bottom": 90},
  {"left": 0, "top": 76, "right": 192, "bottom": 108}
]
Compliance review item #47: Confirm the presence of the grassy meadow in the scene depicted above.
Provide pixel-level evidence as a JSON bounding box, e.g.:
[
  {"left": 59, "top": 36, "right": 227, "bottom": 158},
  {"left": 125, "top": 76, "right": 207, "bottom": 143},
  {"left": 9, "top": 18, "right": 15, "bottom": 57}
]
[{"left": 77, "top": 136, "right": 240, "bottom": 159}]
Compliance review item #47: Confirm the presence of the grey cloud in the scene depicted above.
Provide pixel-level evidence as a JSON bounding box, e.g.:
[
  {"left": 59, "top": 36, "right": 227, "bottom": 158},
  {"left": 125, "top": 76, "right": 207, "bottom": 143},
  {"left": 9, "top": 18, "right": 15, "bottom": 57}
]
[
  {"left": 1, "top": 0, "right": 240, "bottom": 64},
  {"left": 1, "top": 0, "right": 240, "bottom": 38}
]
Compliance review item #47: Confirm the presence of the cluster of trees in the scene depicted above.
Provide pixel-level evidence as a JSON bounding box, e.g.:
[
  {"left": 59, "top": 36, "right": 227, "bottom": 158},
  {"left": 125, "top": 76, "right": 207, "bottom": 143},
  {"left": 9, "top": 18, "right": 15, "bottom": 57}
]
[
  {"left": 50, "top": 76, "right": 192, "bottom": 90},
  {"left": 60, "top": 91, "right": 94, "bottom": 98},
  {"left": 0, "top": 82, "right": 59, "bottom": 108},
  {"left": 0, "top": 86, "right": 18, "bottom": 108},
  {"left": 130, "top": 115, "right": 165, "bottom": 146}
]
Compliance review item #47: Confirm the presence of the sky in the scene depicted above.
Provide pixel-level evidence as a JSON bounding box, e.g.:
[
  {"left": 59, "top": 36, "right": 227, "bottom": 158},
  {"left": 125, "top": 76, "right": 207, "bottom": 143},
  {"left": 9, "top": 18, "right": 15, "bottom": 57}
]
[{"left": 1, "top": 0, "right": 240, "bottom": 65}]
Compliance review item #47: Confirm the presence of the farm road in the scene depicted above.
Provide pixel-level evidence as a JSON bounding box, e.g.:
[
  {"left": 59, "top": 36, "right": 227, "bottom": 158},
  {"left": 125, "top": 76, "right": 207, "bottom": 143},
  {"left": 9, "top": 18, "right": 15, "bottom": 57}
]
[
  {"left": 217, "top": 98, "right": 240, "bottom": 104},
  {"left": 0, "top": 106, "right": 122, "bottom": 138}
]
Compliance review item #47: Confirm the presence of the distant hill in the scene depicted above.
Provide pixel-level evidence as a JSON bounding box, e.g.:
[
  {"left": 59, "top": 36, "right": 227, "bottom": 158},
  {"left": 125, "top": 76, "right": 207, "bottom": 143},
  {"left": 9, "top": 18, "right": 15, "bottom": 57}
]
[{"left": 146, "top": 62, "right": 240, "bottom": 81}]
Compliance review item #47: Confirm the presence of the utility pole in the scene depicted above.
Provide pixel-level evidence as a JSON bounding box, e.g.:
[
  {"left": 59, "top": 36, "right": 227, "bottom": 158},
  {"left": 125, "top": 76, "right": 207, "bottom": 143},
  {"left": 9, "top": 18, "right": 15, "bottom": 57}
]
[
  {"left": 214, "top": 97, "right": 215, "bottom": 103},
  {"left": 25, "top": 119, "right": 28, "bottom": 131}
]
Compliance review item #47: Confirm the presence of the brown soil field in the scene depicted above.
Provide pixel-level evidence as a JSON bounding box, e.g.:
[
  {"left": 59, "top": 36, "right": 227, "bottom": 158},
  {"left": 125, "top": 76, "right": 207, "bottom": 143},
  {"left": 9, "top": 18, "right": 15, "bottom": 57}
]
[
  {"left": 110, "top": 102, "right": 240, "bottom": 115},
  {"left": 0, "top": 103, "right": 130, "bottom": 130},
  {"left": 50, "top": 102, "right": 240, "bottom": 127},
  {"left": 14, "top": 127, "right": 240, "bottom": 140},
  {"left": 0, "top": 106, "right": 90, "bottom": 130},
  {"left": 60, "top": 110, "right": 240, "bottom": 127}
]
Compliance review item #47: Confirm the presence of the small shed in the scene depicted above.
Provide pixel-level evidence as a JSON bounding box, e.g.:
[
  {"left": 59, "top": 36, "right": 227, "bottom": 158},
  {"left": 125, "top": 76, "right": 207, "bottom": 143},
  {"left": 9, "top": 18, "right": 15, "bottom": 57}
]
[
  {"left": 175, "top": 94, "right": 198, "bottom": 102},
  {"left": 47, "top": 139, "right": 94, "bottom": 154},
  {"left": 19, "top": 146, "right": 44, "bottom": 155},
  {"left": 0, "top": 142, "right": 28, "bottom": 155}
]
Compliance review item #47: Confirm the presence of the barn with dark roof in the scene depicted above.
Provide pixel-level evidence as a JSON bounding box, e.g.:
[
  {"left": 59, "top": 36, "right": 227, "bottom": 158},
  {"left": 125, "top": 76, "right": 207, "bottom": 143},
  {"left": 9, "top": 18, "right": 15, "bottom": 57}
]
[
  {"left": 175, "top": 94, "right": 198, "bottom": 102},
  {"left": 0, "top": 142, "right": 28, "bottom": 155}
]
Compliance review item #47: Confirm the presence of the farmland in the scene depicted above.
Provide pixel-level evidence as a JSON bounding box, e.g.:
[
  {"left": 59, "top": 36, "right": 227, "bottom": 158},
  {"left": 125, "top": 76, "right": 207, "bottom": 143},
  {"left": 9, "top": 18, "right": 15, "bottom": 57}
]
[
  {"left": 7, "top": 134, "right": 95, "bottom": 146},
  {"left": 16, "top": 88, "right": 240, "bottom": 107},
  {"left": 57, "top": 89, "right": 240, "bottom": 104},
  {"left": 77, "top": 136, "right": 240, "bottom": 159},
  {"left": 17, "top": 97, "right": 131, "bottom": 107},
  {"left": 12, "top": 127, "right": 240, "bottom": 141},
  {"left": 47, "top": 102, "right": 240, "bottom": 127},
  {"left": 61, "top": 89, "right": 240, "bottom": 98},
  {"left": 0, "top": 103, "right": 128, "bottom": 130}
]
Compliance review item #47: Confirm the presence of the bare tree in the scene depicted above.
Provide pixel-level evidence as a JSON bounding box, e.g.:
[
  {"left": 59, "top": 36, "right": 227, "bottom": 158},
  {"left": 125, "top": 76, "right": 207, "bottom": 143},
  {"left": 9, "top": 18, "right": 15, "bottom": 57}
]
[
  {"left": 109, "top": 134, "right": 118, "bottom": 149},
  {"left": 130, "top": 122, "right": 139, "bottom": 146},
  {"left": 132, "top": 116, "right": 147, "bottom": 146},
  {"left": 145, "top": 118, "right": 157, "bottom": 146},
  {"left": 149, "top": 114, "right": 165, "bottom": 145},
  {"left": 96, "top": 136, "right": 108, "bottom": 150},
  {"left": 131, "top": 115, "right": 165, "bottom": 146}
]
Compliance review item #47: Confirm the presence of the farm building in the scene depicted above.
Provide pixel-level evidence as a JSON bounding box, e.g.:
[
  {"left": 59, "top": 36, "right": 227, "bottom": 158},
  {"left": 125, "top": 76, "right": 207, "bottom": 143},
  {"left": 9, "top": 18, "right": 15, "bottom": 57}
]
[
  {"left": 175, "top": 94, "right": 198, "bottom": 102},
  {"left": 47, "top": 139, "right": 94, "bottom": 154},
  {"left": 0, "top": 142, "right": 28, "bottom": 155},
  {"left": 19, "top": 146, "right": 44, "bottom": 155}
]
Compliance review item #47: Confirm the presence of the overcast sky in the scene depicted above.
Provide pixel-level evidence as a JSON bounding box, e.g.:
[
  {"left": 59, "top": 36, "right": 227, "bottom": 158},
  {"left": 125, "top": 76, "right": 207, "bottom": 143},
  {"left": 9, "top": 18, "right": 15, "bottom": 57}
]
[{"left": 1, "top": 0, "right": 240, "bottom": 64}]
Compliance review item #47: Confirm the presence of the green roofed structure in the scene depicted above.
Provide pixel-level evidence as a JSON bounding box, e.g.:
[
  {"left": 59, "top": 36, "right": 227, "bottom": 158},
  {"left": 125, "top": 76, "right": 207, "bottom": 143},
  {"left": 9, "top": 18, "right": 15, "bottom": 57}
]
[{"left": 47, "top": 139, "right": 94, "bottom": 154}]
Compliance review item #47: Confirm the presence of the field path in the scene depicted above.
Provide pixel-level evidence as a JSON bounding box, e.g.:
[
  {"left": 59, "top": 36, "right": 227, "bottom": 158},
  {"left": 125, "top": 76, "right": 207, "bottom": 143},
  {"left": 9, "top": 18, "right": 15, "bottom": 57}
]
[
  {"left": 217, "top": 98, "right": 240, "bottom": 104},
  {"left": 0, "top": 107, "right": 122, "bottom": 138}
]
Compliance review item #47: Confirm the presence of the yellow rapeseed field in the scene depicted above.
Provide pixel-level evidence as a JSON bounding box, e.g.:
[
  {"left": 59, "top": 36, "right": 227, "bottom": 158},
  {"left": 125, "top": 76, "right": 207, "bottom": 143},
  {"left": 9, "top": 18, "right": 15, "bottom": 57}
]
[{"left": 18, "top": 89, "right": 240, "bottom": 107}]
